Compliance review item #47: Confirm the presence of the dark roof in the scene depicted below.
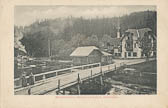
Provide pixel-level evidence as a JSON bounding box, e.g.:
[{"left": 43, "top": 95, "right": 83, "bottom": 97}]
[
  {"left": 125, "top": 28, "right": 152, "bottom": 39},
  {"left": 108, "top": 28, "right": 154, "bottom": 47}
]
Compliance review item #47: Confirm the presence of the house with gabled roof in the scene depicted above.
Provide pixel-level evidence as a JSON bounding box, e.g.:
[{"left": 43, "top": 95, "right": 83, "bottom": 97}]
[
  {"left": 105, "top": 27, "right": 156, "bottom": 58},
  {"left": 70, "top": 46, "right": 103, "bottom": 65},
  {"left": 121, "top": 28, "right": 156, "bottom": 58},
  {"left": 70, "top": 46, "right": 113, "bottom": 65}
]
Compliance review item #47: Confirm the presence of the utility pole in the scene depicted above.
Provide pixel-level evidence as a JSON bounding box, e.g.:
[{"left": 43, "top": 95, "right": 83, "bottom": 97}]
[{"left": 48, "top": 38, "right": 50, "bottom": 57}]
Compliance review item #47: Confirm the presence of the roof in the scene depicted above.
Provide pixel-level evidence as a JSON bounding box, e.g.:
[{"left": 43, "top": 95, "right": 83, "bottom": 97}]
[
  {"left": 125, "top": 28, "right": 152, "bottom": 39},
  {"left": 110, "top": 38, "right": 121, "bottom": 46},
  {"left": 107, "top": 28, "right": 153, "bottom": 47},
  {"left": 70, "top": 46, "right": 100, "bottom": 57},
  {"left": 101, "top": 51, "right": 112, "bottom": 56}
]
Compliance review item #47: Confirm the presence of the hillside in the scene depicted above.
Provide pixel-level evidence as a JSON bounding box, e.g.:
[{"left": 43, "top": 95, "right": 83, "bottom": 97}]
[{"left": 14, "top": 10, "right": 157, "bottom": 58}]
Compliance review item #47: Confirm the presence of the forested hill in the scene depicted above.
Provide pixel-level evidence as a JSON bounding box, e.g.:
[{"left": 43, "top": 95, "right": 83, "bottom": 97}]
[{"left": 14, "top": 10, "right": 156, "bottom": 57}]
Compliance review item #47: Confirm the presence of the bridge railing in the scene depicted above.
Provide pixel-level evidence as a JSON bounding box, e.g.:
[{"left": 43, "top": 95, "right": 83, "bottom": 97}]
[
  {"left": 15, "top": 59, "right": 156, "bottom": 94},
  {"left": 14, "top": 62, "right": 101, "bottom": 89}
]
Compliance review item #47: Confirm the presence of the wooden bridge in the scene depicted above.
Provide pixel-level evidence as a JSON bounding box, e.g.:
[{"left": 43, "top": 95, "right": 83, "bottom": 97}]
[{"left": 14, "top": 59, "right": 151, "bottom": 95}]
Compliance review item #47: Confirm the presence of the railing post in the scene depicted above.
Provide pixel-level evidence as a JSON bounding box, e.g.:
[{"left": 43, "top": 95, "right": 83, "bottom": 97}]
[
  {"left": 77, "top": 73, "right": 81, "bottom": 95},
  {"left": 100, "top": 73, "right": 104, "bottom": 93},
  {"left": 71, "top": 64, "right": 73, "bottom": 72},
  {"left": 33, "top": 76, "right": 35, "bottom": 83},
  {"left": 56, "top": 79, "right": 60, "bottom": 95},
  {"left": 100, "top": 75, "right": 103, "bottom": 86},
  {"left": 56, "top": 72, "right": 58, "bottom": 76},
  {"left": 100, "top": 63, "right": 104, "bottom": 76},
  {"left": 91, "top": 69, "right": 93, "bottom": 79},
  {"left": 28, "top": 88, "right": 31, "bottom": 95}
]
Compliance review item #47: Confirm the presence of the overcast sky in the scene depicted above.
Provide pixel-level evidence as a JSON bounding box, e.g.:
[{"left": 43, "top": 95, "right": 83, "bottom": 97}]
[{"left": 14, "top": 5, "right": 156, "bottom": 26}]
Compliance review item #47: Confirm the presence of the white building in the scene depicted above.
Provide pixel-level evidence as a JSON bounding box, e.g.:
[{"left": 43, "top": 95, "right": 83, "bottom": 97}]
[{"left": 121, "top": 28, "right": 156, "bottom": 58}]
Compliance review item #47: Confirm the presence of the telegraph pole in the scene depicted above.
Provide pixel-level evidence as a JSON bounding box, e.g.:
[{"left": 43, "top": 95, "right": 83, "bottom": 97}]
[{"left": 48, "top": 38, "right": 50, "bottom": 57}]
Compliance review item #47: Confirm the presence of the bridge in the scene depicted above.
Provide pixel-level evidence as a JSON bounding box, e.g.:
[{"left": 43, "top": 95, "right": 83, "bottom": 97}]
[{"left": 14, "top": 59, "right": 150, "bottom": 95}]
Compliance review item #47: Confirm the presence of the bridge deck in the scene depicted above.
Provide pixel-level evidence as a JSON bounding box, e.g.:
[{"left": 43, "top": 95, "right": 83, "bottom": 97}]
[{"left": 14, "top": 59, "right": 150, "bottom": 95}]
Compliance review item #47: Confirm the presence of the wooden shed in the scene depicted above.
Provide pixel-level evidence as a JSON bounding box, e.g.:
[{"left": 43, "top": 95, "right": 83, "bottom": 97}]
[
  {"left": 101, "top": 51, "right": 113, "bottom": 64},
  {"left": 70, "top": 46, "right": 103, "bottom": 66}
]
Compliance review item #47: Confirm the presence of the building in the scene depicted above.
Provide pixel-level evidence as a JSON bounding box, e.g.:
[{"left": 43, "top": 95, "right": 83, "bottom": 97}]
[
  {"left": 70, "top": 46, "right": 103, "bottom": 65},
  {"left": 70, "top": 46, "right": 113, "bottom": 66},
  {"left": 109, "top": 37, "right": 122, "bottom": 57},
  {"left": 101, "top": 51, "right": 113, "bottom": 65},
  {"left": 121, "top": 28, "right": 156, "bottom": 58},
  {"left": 104, "top": 27, "right": 156, "bottom": 59}
]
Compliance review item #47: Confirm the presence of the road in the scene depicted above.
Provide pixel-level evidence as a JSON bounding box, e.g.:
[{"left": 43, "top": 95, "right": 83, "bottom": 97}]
[{"left": 14, "top": 59, "right": 151, "bottom": 95}]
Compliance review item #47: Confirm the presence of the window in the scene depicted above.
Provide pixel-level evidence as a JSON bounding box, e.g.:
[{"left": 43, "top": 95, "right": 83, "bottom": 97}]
[
  {"left": 118, "top": 53, "right": 121, "bottom": 56},
  {"left": 134, "top": 43, "right": 136, "bottom": 48},
  {"left": 115, "top": 53, "right": 118, "bottom": 56},
  {"left": 128, "top": 52, "right": 131, "bottom": 56},
  {"left": 133, "top": 52, "right": 137, "bottom": 57}
]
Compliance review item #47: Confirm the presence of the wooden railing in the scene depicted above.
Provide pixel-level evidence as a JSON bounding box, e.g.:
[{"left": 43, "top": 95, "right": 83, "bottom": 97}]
[
  {"left": 14, "top": 63, "right": 101, "bottom": 89},
  {"left": 15, "top": 62, "right": 123, "bottom": 95},
  {"left": 14, "top": 58, "right": 156, "bottom": 95}
]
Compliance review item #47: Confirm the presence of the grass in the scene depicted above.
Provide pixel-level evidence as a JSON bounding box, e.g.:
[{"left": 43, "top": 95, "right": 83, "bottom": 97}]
[
  {"left": 111, "top": 60, "right": 157, "bottom": 88},
  {"left": 127, "top": 60, "right": 157, "bottom": 73}
]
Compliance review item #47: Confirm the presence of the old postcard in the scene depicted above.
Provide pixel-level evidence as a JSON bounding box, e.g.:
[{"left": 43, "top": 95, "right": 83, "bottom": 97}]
[{"left": 0, "top": 0, "right": 168, "bottom": 108}]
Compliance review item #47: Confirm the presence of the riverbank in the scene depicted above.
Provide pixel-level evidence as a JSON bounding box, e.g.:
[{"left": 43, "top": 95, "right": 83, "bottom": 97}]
[{"left": 63, "top": 60, "right": 157, "bottom": 95}]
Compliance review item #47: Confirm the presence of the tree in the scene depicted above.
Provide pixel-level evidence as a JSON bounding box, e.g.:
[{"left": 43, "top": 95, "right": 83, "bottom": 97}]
[
  {"left": 101, "top": 34, "right": 112, "bottom": 48},
  {"left": 58, "top": 41, "right": 75, "bottom": 58},
  {"left": 70, "top": 33, "right": 86, "bottom": 47},
  {"left": 16, "top": 11, "right": 156, "bottom": 58},
  {"left": 140, "top": 32, "right": 152, "bottom": 59},
  {"left": 51, "top": 39, "right": 65, "bottom": 56},
  {"left": 83, "top": 34, "right": 99, "bottom": 47}
]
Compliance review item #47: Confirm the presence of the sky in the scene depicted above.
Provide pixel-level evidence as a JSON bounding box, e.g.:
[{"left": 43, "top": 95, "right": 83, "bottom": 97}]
[{"left": 14, "top": 5, "right": 156, "bottom": 26}]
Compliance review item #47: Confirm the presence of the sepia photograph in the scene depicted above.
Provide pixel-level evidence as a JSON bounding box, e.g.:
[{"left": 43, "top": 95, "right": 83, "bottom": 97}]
[{"left": 14, "top": 5, "right": 157, "bottom": 95}]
